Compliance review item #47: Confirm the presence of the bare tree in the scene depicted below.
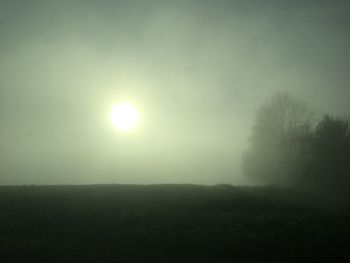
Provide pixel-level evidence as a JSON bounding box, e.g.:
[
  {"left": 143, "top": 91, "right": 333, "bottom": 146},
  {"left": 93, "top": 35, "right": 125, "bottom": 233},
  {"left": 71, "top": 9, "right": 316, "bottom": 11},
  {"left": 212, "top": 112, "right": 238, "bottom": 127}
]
[{"left": 242, "top": 92, "right": 314, "bottom": 186}]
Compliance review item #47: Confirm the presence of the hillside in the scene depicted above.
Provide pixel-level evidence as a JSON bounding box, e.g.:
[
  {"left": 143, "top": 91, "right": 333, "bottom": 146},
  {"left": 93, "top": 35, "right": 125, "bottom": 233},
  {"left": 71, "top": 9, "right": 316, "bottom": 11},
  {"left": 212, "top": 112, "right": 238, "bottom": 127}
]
[{"left": 0, "top": 184, "right": 349, "bottom": 262}]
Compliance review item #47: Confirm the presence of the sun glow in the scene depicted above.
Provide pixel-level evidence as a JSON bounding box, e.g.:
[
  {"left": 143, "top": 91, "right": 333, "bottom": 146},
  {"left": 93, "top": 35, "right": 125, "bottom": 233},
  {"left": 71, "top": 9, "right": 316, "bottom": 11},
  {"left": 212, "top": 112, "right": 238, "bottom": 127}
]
[{"left": 111, "top": 103, "right": 140, "bottom": 132}]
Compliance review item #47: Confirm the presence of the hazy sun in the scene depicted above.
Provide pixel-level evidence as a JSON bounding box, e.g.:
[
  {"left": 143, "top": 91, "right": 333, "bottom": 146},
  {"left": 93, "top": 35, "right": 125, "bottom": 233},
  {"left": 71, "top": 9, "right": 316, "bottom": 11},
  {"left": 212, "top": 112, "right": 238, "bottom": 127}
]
[{"left": 111, "top": 103, "right": 140, "bottom": 132}]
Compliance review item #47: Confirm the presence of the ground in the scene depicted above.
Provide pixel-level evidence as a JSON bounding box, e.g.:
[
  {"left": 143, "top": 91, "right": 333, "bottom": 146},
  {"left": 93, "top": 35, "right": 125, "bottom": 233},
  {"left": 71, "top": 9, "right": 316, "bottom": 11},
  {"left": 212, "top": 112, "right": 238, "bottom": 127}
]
[{"left": 0, "top": 184, "right": 349, "bottom": 262}]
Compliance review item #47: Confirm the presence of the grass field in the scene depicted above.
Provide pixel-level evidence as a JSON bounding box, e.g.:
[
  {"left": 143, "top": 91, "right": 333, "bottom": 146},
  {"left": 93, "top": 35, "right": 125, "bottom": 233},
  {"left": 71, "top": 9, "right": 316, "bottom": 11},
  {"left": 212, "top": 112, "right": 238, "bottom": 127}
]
[{"left": 0, "top": 184, "right": 349, "bottom": 262}]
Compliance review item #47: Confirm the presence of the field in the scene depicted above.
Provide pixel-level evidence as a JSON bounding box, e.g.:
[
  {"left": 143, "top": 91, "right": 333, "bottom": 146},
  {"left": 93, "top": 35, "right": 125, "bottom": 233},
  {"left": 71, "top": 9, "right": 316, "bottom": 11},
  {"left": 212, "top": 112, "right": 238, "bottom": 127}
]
[{"left": 0, "top": 184, "right": 350, "bottom": 262}]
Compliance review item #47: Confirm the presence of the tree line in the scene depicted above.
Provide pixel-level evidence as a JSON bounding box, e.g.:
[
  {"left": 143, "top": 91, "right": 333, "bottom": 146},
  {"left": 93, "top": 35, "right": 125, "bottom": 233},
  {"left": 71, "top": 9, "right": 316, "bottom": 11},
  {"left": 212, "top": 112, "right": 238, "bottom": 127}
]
[{"left": 242, "top": 92, "right": 350, "bottom": 197}]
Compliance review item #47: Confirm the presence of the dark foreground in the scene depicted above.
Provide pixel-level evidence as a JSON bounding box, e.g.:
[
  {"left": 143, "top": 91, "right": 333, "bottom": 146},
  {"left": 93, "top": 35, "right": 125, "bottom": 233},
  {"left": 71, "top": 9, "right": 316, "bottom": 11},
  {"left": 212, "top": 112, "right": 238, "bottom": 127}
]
[{"left": 0, "top": 184, "right": 350, "bottom": 263}]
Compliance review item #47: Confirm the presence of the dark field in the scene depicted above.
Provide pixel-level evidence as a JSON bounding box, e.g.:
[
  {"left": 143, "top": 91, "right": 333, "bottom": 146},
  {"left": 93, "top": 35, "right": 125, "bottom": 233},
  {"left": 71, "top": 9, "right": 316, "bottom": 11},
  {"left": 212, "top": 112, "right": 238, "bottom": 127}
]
[{"left": 1, "top": 184, "right": 350, "bottom": 262}]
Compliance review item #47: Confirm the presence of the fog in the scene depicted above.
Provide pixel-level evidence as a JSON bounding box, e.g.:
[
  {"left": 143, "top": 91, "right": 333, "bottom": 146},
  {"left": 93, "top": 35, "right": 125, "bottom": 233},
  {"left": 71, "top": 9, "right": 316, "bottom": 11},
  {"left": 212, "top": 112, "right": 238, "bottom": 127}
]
[{"left": 0, "top": 0, "right": 349, "bottom": 185}]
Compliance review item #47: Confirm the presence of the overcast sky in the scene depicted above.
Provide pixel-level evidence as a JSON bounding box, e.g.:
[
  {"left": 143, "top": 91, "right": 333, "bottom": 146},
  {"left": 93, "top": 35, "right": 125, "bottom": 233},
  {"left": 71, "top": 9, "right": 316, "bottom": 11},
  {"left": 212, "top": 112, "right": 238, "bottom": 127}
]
[{"left": 0, "top": 0, "right": 349, "bottom": 185}]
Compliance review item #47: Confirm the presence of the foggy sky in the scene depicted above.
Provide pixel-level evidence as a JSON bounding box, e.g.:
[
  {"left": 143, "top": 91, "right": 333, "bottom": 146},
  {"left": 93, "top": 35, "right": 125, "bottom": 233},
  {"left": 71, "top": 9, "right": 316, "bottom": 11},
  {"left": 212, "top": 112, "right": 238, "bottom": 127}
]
[{"left": 1, "top": 0, "right": 349, "bottom": 185}]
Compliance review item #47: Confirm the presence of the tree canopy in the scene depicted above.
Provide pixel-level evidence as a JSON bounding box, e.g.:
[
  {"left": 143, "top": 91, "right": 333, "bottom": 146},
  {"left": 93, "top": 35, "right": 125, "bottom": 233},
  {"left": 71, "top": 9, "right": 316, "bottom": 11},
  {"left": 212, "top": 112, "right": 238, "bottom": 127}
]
[
  {"left": 243, "top": 93, "right": 350, "bottom": 197},
  {"left": 242, "top": 92, "right": 313, "bottom": 186}
]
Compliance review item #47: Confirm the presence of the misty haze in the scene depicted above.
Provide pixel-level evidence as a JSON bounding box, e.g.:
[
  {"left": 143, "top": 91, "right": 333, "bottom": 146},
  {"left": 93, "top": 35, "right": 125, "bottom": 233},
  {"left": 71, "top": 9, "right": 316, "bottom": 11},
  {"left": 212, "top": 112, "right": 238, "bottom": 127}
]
[{"left": 1, "top": 0, "right": 350, "bottom": 262}]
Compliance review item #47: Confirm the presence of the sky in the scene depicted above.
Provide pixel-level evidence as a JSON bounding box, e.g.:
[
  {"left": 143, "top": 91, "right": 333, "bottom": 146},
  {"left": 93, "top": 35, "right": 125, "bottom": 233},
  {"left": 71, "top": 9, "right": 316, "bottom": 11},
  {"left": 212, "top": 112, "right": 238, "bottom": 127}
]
[{"left": 0, "top": 0, "right": 349, "bottom": 185}]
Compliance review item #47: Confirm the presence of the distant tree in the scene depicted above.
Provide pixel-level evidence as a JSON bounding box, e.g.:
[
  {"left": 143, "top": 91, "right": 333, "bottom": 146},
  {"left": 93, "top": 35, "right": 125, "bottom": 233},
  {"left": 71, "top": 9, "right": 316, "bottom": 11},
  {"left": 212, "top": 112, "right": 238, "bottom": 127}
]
[
  {"left": 307, "top": 114, "right": 350, "bottom": 195},
  {"left": 242, "top": 92, "right": 314, "bottom": 186}
]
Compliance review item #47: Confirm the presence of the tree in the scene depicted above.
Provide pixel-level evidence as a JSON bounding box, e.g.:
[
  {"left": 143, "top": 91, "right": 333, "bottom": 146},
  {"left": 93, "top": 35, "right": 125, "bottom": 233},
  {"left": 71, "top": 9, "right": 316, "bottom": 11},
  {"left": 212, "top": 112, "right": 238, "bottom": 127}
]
[
  {"left": 242, "top": 92, "right": 313, "bottom": 186},
  {"left": 307, "top": 114, "right": 350, "bottom": 195}
]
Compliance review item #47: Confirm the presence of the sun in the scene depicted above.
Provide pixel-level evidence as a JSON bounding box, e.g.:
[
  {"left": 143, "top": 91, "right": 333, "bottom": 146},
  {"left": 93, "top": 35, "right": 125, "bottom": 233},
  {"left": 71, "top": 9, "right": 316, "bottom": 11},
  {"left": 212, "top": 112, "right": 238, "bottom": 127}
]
[{"left": 111, "top": 103, "right": 140, "bottom": 132}]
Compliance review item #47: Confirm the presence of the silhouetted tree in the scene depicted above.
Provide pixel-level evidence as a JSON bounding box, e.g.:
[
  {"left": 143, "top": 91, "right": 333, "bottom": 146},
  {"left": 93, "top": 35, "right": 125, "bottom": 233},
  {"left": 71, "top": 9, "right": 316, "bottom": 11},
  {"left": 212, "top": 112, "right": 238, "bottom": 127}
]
[
  {"left": 306, "top": 114, "right": 350, "bottom": 195},
  {"left": 242, "top": 92, "right": 313, "bottom": 186}
]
